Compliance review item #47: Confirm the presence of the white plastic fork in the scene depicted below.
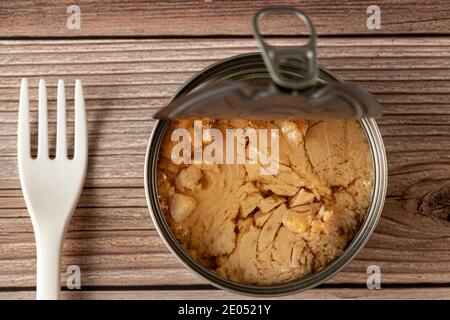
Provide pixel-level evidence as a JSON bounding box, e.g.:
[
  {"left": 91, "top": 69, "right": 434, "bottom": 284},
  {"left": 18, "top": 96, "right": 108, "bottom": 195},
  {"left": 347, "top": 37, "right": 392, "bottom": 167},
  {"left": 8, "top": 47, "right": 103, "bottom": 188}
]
[{"left": 17, "top": 79, "right": 88, "bottom": 300}]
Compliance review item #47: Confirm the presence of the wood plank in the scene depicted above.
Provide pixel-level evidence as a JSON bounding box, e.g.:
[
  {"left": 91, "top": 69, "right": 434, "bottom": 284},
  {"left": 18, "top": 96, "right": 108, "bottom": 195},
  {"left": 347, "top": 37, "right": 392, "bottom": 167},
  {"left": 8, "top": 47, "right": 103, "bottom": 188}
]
[
  {"left": 1, "top": 196, "right": 450, "bottom": 287},
  {"left": 0, "top": 221, "right": 450, "bottom": 287},
  {"left": 1, "top": 117, "right": 450, "bottom": 157},
  {"left": 0, "top": 147, "right": 450, "bottom": 189},
  {"left": 1, "top": 1, "right": 450, "bottom": 37},
  {"left": 0, "top": 38, "right": 449, "bottom": 290},
  {"left": 1, "top": 288, "right": 449, "bottom": 300}
]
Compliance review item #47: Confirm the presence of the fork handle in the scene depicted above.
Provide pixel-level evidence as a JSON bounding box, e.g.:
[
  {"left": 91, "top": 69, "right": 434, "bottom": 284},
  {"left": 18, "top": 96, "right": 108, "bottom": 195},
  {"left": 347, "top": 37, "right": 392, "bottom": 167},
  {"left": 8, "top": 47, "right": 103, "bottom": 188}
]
[{"left": 34, "top": 227, "right": 65, "bottom": 300}]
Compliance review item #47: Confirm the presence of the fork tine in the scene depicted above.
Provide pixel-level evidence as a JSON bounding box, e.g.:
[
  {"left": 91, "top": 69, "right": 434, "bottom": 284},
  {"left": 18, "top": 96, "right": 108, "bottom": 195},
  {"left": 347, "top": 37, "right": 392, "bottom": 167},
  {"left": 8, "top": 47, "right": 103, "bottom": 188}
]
[
  {"left": 56, "top": 80, "right": 67, "bottom": 159},
  {"left": 18, "top": 78, "right": 30, "bottom": 159},
  {"left": 74, "top": 80, "right": 87, "bottom": 160},
  {"left": 37, "top": 79, "right": 48, "bottom": 159}
]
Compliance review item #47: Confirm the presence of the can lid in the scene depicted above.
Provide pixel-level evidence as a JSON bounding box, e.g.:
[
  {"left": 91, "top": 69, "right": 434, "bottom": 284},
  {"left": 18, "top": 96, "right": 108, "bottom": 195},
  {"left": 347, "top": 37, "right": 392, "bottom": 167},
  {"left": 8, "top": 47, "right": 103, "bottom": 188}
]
[{"left": 155, "top": 7, "right": 382, "bottom": 120}]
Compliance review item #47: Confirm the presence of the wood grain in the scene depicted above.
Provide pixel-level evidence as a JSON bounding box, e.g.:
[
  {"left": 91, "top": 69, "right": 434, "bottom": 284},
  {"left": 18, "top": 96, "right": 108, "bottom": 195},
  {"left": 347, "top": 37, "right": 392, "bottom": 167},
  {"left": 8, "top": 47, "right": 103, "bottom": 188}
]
[
  {"left": 0, "top": 37, "right": 449, "bottom": 298},
  {"left": 1, "top": 1, "right": 450, "bottom": 37},
  {"left": 1, "top": 288, "right": 450, "bottom": 300}
]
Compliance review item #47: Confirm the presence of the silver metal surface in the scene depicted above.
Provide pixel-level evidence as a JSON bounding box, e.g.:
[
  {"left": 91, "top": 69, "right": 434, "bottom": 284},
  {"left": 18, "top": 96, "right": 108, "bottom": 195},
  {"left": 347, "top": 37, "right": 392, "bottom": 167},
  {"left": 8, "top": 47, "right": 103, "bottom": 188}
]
[
  {"left": 144, "top": 53, "right": 387, "bottom": 297},
  {"left": 253, "top": 7, "right": 318, "bottom": 90},
  {"left": 155, "top": 7, "right": 382, "bottom": 121}
]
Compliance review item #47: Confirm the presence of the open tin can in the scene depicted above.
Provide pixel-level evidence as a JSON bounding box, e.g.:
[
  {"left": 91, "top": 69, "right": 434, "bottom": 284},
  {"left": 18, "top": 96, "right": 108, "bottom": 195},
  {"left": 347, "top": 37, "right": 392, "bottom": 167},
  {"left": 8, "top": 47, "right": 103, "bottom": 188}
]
[{"left": 145, "top": 7, "right": 387, "bottom": 296}]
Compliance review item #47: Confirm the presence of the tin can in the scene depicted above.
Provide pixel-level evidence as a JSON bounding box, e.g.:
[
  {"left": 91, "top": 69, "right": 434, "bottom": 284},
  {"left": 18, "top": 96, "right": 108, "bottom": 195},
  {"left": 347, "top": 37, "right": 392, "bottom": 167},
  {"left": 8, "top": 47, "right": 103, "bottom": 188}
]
[{"left": 144, "top": 52, "right": 388, "bottom": 296}]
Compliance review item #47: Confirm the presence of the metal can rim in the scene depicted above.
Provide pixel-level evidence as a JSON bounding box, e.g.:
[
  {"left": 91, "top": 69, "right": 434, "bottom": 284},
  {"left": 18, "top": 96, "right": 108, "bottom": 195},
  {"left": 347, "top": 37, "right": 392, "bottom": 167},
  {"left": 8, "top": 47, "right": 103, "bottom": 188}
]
[{"left": 144, "top": 52, "right": 388, "bottom": 297}]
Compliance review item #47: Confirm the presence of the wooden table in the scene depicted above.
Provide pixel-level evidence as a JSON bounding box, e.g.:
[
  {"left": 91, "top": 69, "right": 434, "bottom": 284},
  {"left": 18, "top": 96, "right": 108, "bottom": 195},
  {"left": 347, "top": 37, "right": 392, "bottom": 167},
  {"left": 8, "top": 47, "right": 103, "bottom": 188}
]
[{"left": 0, "top": 1, "right": 449, "bottom": 300}]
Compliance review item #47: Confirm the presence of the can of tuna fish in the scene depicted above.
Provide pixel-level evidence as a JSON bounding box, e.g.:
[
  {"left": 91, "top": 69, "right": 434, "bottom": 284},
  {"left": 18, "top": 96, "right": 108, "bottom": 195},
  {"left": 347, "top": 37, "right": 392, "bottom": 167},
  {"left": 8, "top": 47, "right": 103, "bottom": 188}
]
[{"left": 144, "top": 8, "right": 387, "bottom": 296}]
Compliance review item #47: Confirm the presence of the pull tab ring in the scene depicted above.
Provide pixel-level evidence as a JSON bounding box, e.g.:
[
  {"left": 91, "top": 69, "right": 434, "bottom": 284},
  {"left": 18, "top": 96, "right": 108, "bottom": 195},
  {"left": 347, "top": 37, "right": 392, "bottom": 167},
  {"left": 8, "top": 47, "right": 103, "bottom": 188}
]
[{"left": 253, "top": 7, "right": 318, "bottom": 90}]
